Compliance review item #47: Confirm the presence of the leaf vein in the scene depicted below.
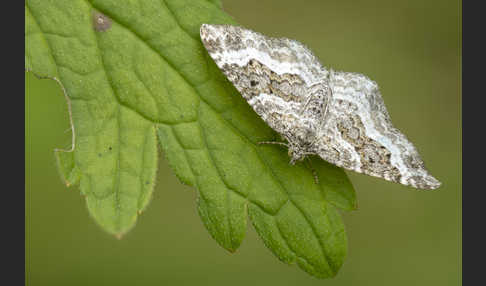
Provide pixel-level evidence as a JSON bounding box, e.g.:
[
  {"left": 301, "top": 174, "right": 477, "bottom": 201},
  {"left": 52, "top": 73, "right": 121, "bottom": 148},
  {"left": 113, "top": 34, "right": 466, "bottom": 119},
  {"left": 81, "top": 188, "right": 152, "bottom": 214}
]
[
  {"left": 114, "top": 105, "right": 122, "bottom": 232},
  {"left": 25, "top": 4, "right": 60, "bottom": 77},
  {"left": 161, "top": 0, "right": 200, "bottom": 42},
  {"left": 274, "top": 214, "right": 314, "bottom": 270},
  {"left": 165, "top": 125, "right": 197, "bottom": 185},
  {"left": 43, "top": 31, "right": 93, "bottom": 48},
  {"left": 196, "top": 110, "right": 234, "bottom": 245},
  {"left": 137, "top": 125, "right": 150, "bottom": 210}
]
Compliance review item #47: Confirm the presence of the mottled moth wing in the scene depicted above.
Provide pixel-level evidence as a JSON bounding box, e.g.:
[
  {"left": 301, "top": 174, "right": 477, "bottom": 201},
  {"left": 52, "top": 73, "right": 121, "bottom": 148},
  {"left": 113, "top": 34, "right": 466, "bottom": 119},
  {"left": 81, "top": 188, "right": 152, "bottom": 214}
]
[
  {"left": 200, "top": 24, "right": 441, "bottom": 190},
  {"left": 199, "top": 24, "right": 330, "bottom": 139},
  {"left": 313, "top": 70, "right": 441, "bottom": 189}
]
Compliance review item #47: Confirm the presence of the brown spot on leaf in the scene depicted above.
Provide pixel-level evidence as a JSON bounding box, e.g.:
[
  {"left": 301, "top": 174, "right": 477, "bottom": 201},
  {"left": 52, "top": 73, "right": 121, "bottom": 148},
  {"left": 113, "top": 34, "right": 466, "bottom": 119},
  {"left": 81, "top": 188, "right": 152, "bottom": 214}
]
[{"left": 93, "top": 11, "right": 112, "bottom": 32}]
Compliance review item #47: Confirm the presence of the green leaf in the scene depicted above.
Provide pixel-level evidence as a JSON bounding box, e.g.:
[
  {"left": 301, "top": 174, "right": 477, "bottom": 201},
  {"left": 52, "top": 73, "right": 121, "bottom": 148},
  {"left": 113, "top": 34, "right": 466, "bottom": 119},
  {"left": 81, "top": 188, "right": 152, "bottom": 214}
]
[
  {"left": 55, "top": 150, "right": 81, "bottom": 187},
  {"left": 25, "top": 0, "right": 356, "bottom": 278}
]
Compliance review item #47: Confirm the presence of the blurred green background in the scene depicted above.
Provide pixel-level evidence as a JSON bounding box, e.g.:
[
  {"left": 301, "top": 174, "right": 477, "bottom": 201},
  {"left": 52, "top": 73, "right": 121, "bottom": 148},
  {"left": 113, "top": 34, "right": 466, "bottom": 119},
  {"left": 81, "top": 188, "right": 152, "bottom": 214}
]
[{"left": 25, "top": 0, "right": 461, "bottom": 285}]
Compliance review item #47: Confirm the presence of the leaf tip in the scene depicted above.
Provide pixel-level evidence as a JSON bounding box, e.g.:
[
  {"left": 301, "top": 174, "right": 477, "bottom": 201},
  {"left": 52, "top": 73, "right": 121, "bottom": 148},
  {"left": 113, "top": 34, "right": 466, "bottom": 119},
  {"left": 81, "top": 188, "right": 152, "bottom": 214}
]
[
  {"left": 114, "top": 233, "right": 124, "bottom": 240},
  {"left": 226, "top": 247, "right": 238, "bottom": 254}
]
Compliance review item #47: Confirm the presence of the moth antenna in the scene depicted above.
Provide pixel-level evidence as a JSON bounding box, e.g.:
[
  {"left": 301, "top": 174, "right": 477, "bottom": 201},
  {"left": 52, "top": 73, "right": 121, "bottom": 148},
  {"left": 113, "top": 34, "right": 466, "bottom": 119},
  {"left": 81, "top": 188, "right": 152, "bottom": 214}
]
[{"left": 257, "top": 141, "right": 289, "bottom": 148}]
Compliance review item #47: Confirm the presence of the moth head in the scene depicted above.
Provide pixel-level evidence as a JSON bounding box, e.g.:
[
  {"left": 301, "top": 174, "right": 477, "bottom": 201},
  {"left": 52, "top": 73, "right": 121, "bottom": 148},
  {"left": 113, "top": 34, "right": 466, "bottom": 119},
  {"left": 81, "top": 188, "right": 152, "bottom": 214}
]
[{"left": 288, "top": 145, "right": 306, "bottom": 165}]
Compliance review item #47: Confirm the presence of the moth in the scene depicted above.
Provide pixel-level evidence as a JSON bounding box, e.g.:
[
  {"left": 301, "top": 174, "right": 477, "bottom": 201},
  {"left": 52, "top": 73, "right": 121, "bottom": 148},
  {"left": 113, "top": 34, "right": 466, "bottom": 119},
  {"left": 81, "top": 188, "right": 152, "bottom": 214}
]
[{"left": 200, "top": 24, "right": 441, "bottom": 190}]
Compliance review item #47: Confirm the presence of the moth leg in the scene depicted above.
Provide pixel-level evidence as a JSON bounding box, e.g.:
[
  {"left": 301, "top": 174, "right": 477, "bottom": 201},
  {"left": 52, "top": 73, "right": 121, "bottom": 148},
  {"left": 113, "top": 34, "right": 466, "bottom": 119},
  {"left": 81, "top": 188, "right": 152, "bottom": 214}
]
[
  {"left": 259, "top": 141, "right": 301, "bottom": 166},
  {"left": 304, "top": 157, "right": 319, "bottom": 184}
]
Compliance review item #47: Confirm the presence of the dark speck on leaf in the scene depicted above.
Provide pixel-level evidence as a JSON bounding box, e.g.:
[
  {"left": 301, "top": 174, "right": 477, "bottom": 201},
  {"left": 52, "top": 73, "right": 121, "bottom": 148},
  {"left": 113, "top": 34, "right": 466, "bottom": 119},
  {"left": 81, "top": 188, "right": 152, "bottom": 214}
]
[
  {"left": 93, "top": 11, "right": 112, "bottom": 32},
  {"left": 98, "top": 153, "right": 102, "bottom": 157},
  {"left": 108, "top": 146, "right": 112, "bottom": 151}
]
